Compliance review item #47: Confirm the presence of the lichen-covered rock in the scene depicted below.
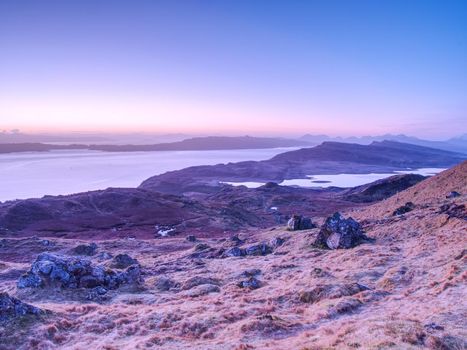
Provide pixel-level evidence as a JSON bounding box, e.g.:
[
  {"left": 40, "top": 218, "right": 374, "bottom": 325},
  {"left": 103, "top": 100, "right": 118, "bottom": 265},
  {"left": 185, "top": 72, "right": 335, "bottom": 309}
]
[
  {"left": 0, "top": 292, "right": 45, "bottom": 324},
  {"left": 287, "top": 215, "right": 316, "bottom": 231},
  {"left": 17, "top": 253, "right": 142, "bottom": 290},
  {"left": 313, "top": 212, "right": 368, "bottom": 249}
]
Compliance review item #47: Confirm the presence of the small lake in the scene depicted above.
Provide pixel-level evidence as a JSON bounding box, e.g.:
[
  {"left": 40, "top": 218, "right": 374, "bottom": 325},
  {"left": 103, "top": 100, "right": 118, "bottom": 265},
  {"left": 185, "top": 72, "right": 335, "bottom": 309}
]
[{"left": 224, "top": 168, "right": 446, "bottom": 189}]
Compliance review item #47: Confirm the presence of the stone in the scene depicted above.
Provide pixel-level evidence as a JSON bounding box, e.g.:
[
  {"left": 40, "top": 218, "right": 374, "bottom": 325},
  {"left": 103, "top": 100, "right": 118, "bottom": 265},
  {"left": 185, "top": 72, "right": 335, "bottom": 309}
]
[
  {"left": 85, "top": 286, "right": 108, "bottom": 301},
  {"left": 299, "top": 283, "right": 368, "bottom": 304},
  {"left": 271, "top": 237, "right": 285, "bottom": 247},
  {"left": 439, "top": 203, "right": 466, "bottom": 220},
  {"left": 0, "top": 292, "right": 45, "bottom": 324},
  {"left": 287, "top": 215, "right": 316, "bottom": 231},
  {"left": 230, "top": 235, "right": 244, "bottom": 245},
  {"left": 313, "top": 212, "right": 368, "bottom": 249},
  {"left": 182, "top": 276, "right": 220, "bottom": 290},
  {"left": 185, "top": 284, "right": 220, "bottom": 297},
  {"left": 71, "top": 243, "right": 98, "bottom": 256},
  {"left": 111, "top": 254, "right": 139, "bottom": 269},
  {"left": 223, "top": 247, "right": 245, "bottom": 257},
  {"left": 194, "top": 243, "right": 210, "bottom": 251},
  {"left": 154, "top": 277, "right": 178, "bottom": 291},
  {"left": 17, "top": 252, "right": 142, "bottom": 291},
  {"left": 245, "top": 242, "right": 273, "bottom": 256},
  {"left": 186, "top": 235, "right": 197, "bottom": 242},
  {"left": 238, "top": 277, "right": 262, "bottom": 290},
  {"left": 240, "top": 269, "right": 261, "bottom": 278},
  {"left": 17, "top": 272, "right": 43, "bottom": 288},
  {"left": 392, "top": 202, "right": 415, "bottom": 216},
  {"left": 446, "top": 191, "right": 461, "bottom": 198}
]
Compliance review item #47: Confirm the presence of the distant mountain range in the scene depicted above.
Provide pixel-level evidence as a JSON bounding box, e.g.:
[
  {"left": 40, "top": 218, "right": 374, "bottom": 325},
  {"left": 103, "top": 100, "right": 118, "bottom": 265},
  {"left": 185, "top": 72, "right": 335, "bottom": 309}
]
[
  {"left": 2, "top": 131, "right": 466, "bottom": 154},
  {"left": 0, "top": 136, "right": 309, "bottom": 154},
  {"left": 300, "top": 133, "right": 467, "bottom": 154}
]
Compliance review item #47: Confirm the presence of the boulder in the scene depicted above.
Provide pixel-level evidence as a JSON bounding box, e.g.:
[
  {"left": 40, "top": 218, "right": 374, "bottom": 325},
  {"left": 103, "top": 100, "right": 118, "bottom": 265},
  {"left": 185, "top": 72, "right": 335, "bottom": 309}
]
[
  {"left": 299, "top": 283, "right": 368, "bottom": 304},
  {"left": 71, "top": 243, "right": 97, "bottom": 256},
  {"left": 111, "top": 254, "right": 139, "bottom": 269},
  {"left": 392, "top": 202, "right": 415, "bottom": 216},
  {"left": 313, "top": 213, "right": 368, "bottom": 249},
  {"left": 245, "top": 243, "right": 273, "bottom": 256},
  {"left": 0, "top": 292, "right": 45, "bottom": 324},
  {"left": 154, "top": 277, "right": 179, "bottom": 292},
  {"left": 287, "top": 215, "right": 316, "bottom": 231},
  {"left": 17, "top": 253, "right": 142, "bottom": 290},
  {"left": 238, "top": 277, "right": 262, "bottom": 290},
  {"left": 223, "top": 247, "right": 245, "bottom": 257},
  {"left": 446, "top": 191, "right": 461, "bottom": 198},
  {"left": 182, "top": 276, "right": 220, "bottom": 290}
]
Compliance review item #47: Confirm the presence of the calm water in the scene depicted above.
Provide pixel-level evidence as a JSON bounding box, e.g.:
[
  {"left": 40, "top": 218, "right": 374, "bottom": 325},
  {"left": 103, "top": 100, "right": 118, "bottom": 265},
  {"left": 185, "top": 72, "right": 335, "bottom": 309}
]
[
  {"left": 224, "top": 168, "right": 446, "bottom": 189},
  {"left": 0, "top": 148, "right": 296, "bottom": 201}
]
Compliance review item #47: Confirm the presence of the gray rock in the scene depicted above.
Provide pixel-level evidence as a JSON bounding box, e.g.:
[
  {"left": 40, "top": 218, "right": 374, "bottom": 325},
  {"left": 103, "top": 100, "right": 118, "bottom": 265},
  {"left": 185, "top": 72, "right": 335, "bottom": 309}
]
[
  {"left": 154, "top": 277, "right": 178, "bottom": 291},
  {"left": 17, "top": 272, "right": 43, "bottom": 288},
  {"left": 0, "top": 292, "right": 45, "bottom": 324},
  {"left": 245, "top": 242, "right": 273, "bottom": 256},
  {"left": 240, "top": 269, "right": 261, "bottom": 278},
  {"left": 223, "top": 247, "right": 245, "bottom": 257},
  {"left": 313, "top": 212, "right": 368, "bottom": 249},
  {"left": 185, "top": 284, "right": 220, "bottom": 297},
  {"left": 287, "top": 215, "right": 316, "bottom": 231},
  {"left": 182, "top": 276, "right": 220, "bottom": 290},
  {"left": 71, "top": 243, "right": 98, "bottom": 256},
  {"left": 446, "top": 191, "right": 461, "bottom": 198},
  {"left": 111, "top": 254, "right": 139, "bottom": 269},
  {"left": 17, "top": 253, "right": 142, "bottom": 290},
  {"left": 186, "top": 235, "right": 197, "bottom": 242},
  {"left": 238, "top": 277, "right": 262, "bottom": 290},
  {"left": 85, "top": 286, "right": 108, "bottom": 301},
  {"left": 392, "top": 202, "right": 415, "bottom": 216}
]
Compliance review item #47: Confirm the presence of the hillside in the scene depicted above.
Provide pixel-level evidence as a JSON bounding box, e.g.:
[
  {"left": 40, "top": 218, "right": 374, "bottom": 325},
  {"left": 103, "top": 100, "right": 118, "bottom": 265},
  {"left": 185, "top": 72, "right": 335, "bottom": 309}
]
[
  {"left": 0, "top": 158, "right": 465, "bottom": 350},
  {"left": 140, "top": 141, "right": 465, "bottom": 195}
]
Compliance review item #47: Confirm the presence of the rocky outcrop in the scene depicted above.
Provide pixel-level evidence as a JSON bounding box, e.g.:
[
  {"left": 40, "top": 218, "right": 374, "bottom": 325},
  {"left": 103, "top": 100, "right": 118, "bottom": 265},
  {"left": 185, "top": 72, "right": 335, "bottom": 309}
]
[
  {"left": 17, "top": 253, "right": 142, "bottom": 290},
  {"left": 313, "top": 213, "right": 368, "bottom": 249},
  {"left": 286, "top": 215, "right": 316, "bottom": 231},
  {"left": 343, "top": 174, "right": 426, "bottom": 203},
  {"left": 71, "top": 243, "right": 98, "bottom": 256},
  {"left": 392, "top": 202, "right": 415, "bottom": 216},
  {"left": 222, "top": 242, "right": 273, "bottom": 258},
  {"left": 0, "top": 292, "right": 45, "bottom": 324},
  {"left": 299, "top": 283, "right": 368, "bottom": 304}
]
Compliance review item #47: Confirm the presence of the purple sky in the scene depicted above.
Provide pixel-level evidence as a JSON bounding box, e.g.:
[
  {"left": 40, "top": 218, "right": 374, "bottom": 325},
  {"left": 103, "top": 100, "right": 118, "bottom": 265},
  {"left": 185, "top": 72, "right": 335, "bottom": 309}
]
[{"left": 0, "top": 0, "right": 466, "bottom": 138}]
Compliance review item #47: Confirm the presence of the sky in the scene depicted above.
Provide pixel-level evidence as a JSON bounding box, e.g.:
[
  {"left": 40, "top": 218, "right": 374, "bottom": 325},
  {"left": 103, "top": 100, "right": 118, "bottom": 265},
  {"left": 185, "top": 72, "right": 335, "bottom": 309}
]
[{"left": 0, "top": 0, "right": 466, "bottom": 139}]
